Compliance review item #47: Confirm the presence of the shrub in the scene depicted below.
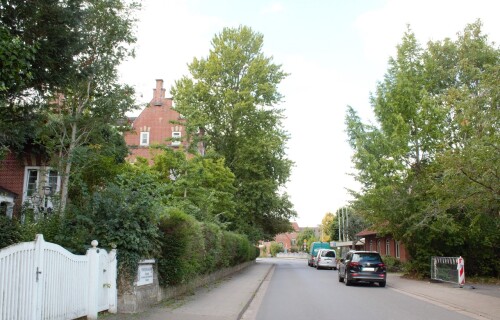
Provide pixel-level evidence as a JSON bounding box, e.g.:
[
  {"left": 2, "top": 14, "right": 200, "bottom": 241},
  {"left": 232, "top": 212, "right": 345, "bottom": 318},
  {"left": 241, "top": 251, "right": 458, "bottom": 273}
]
[
  {"left": 0, "top": 216, "right": 21, "bottom": 249},
  {"left": 157, "top": 208, "right": 204, "bottom": 286},
  {"left": 383, "top": 255, "right": 405, "bottom": 272},
  {"left": 201, "top": 222, "right": 223, "bottom": 274},
  {"left": 270, "top": 242, "right": 284, "bottom": 257}
]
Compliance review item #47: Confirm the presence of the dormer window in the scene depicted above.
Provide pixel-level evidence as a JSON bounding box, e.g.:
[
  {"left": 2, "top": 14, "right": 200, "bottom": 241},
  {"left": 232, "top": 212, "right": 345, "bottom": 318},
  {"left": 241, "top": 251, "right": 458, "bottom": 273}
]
[
  {"left": 140, "top": 132, "right": 150, "bottom": 146},
  {"left": 172, "top": 131, "right": 181, "bottom": 146}
]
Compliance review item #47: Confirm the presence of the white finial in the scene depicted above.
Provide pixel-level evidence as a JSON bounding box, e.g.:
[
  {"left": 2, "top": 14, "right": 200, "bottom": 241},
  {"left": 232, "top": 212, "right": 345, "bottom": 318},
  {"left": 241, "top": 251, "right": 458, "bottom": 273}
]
[{"left": 91, "top": 240, "right": 98, "bottom": 248}]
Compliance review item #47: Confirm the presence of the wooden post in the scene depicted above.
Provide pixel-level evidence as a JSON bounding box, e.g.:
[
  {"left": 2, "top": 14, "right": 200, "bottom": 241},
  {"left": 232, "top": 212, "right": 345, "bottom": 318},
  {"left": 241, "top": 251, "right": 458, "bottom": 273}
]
[
  {"left": 33, "top": 234, "right": 45, "bottom": 320},
  {"left": 107, "top": 247, "right": 118, "bottom": 313},
  {"left": 87, "top": 240, "right": 99, "bottom": 320}
]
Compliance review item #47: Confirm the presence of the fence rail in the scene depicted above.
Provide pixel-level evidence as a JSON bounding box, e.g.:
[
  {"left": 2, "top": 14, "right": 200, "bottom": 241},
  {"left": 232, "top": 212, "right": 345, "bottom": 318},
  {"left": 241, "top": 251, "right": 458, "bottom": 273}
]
[
  {"left": 431, "top": 256, "right": 465, "bottom": 286},
  {"left": 0, "top": 234, "right": 117, "bottom": 320}
]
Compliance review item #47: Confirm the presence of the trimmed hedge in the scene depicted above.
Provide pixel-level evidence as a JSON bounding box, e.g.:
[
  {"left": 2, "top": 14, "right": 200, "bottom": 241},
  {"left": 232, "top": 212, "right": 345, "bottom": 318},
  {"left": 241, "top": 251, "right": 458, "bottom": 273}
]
[{"left": 157, "top": 209, "right": 258, "bottom": 286}]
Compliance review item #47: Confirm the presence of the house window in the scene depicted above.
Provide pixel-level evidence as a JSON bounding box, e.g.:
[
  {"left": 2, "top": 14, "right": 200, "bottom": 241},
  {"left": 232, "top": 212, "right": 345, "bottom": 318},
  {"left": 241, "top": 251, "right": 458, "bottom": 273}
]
[
  {"left": 369, "top": 240, "right": 373, "bottom": 251},
  {"left": 0, "top": 202, "right": 7, "bottom": 216},
  {"left": 377, "top": 240, "right": 381, "bottom": 253},
  {"left": 395, "top": 241, "right": 400, "bottom": 259},
  {"left": 23, "top": 167, "right": 61, "bottom": 208},
  {"left": 172, "top": 131, "right": 181, "bottom": 146},
  {"left": 291, "top": 239, "right": 296, "bottom": 246},
  {"left": 26, "top": 169, "right": 39, "bottom": 197},
  {"left": 140, "top": 132, "right": 149, "bottom": 146},
  {"left": 386, "top": 239, "right": 391, "bottom": 256}
]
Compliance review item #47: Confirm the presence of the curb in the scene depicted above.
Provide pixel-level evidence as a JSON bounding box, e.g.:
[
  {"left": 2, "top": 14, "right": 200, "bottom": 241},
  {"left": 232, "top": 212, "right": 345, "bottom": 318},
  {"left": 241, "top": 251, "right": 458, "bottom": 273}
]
[{"left": 237, "top": 263, "right": 275, "bottom": 320}]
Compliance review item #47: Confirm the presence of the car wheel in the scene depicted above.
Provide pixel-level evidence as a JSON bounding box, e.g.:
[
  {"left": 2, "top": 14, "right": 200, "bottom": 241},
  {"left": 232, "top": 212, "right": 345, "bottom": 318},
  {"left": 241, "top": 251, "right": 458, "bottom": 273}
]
[
  {"left": 379, "top": 281, "right": 386, "bottom": 287},
  {"left": 344, "top": 273, "right": 351, "bottom": 286}
]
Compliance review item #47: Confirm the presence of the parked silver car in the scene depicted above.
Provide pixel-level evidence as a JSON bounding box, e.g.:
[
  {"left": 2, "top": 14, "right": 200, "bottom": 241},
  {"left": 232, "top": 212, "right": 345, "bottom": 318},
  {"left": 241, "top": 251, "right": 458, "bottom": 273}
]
[{"left": 315, "top": 249, "right": 337, "bottom": 270}]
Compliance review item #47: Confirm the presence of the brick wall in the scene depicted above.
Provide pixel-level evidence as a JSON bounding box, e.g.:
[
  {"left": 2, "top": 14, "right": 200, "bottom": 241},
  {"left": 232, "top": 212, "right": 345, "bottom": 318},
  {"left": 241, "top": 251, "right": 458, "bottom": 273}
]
[
  {"left": 362, "top": 234, "right": 409, "bottom": 262},
  {"left": 124, "top": 79, "right": 187, "bottom": 163},
  {"left": 0, "top": 152, "right": 31, "bottom": 215}
]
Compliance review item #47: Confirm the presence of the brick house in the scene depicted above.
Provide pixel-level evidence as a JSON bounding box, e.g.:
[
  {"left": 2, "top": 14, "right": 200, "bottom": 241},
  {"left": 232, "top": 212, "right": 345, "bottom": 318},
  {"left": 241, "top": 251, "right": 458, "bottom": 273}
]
[
  {"left": 0, "top": 151, "right": 61, "bottom": 218},
  {"left": 123, "top": 79, "right": 203, "bottom": 163},
  {"left": 356, "top": 229, "right": 410, "bottom": 262},
  {"left": 260, "top": 222, "right": 301, "bottom": 254}
]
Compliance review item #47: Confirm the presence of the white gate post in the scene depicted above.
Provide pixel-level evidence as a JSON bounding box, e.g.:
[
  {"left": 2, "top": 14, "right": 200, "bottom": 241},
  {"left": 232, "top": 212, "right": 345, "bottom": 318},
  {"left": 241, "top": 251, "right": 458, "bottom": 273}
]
[
  {"left": 32, "top": 234, "right": 45, "bottom": 320},
  {"left": 87, "top": 240, "right": 99, "bottom": 320},
  {"left": 107, "top": 247, "right": 118, "bottom": 313}
]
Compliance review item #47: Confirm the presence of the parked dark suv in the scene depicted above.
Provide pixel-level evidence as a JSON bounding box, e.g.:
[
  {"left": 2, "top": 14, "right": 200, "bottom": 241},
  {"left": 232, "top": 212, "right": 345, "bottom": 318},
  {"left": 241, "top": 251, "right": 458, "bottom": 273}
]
[{"left": 338, "top": 251, "right": 386, "bottom": 287}]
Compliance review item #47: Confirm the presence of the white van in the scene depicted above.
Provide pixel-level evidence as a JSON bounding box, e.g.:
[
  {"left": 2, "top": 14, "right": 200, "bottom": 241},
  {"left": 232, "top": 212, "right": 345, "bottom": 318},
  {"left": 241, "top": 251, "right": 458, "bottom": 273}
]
[{"left": 315, "top": 249, "right": 337, "bottom": 270}]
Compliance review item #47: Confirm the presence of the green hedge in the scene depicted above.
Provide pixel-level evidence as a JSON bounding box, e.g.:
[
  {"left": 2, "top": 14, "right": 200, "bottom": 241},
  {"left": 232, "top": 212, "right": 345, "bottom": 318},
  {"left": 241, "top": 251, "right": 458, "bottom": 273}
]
[
  {"left": 0, "top": 216, "right": 21, "bottom": 249},
  {"left": 157, "top": 209, "right": 258, "bottom": 286}
]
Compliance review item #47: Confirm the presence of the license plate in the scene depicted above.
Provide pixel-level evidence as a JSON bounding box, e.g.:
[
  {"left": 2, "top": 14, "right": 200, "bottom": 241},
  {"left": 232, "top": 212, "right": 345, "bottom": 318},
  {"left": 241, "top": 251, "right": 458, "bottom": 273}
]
[{"left": 363, "top": 267, "right": 375, "bottom": 271}]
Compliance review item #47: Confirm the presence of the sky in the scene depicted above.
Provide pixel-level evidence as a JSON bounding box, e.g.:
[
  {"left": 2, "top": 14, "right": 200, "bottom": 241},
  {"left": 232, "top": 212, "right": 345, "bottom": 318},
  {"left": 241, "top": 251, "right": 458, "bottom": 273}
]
[{"left": 119, "top": 0, "right": 500, "bottom": 228}]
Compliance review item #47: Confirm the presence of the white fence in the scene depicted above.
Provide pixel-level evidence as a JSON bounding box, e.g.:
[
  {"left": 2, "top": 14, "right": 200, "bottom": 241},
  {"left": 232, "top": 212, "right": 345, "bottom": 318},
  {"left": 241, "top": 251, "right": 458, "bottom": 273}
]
[{"left": 0, "top": 234, "right": 117, "bottom": 320}]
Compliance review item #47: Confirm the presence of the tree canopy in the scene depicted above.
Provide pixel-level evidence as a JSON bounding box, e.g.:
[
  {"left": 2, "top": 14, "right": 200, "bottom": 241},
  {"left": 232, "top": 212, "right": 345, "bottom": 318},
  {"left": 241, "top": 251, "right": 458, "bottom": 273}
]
[
  {"left": 171, "top": 25, "right": 295, "bottom": 241},
  {"left": 346, "top": 21, "right": 499, "bottom": 276}
]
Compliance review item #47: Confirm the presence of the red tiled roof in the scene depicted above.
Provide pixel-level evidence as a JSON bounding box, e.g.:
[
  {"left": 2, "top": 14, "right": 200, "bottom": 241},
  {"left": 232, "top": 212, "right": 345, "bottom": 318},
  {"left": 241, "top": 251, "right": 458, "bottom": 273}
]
[{"left": 356, "top": 229, "right": 377, "bottom": 237}]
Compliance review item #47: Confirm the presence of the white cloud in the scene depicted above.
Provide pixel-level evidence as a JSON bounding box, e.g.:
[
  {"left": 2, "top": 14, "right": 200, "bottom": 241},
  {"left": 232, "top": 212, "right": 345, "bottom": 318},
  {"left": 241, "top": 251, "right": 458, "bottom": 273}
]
[
  {"left": 261, "top": 2, "right": 285, "bottom": 15},
  {"left": 355, "top": 0, "right": 500, "bottom": 67}
]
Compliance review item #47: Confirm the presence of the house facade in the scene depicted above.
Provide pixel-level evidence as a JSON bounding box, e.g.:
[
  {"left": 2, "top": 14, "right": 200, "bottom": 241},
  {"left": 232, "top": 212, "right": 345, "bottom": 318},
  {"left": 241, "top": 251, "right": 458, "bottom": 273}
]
[
  {"left": 260, "top": 222, "right": 301, "bottom": 254},
  {"left": 0, "top": 151, "right": 60, "bottom": 218},
  {"left": 124, "top": 79, "right": 203, "bottom": 163},
  {"left": 356, "top": 229, "right": 410, "bottom": 262}
]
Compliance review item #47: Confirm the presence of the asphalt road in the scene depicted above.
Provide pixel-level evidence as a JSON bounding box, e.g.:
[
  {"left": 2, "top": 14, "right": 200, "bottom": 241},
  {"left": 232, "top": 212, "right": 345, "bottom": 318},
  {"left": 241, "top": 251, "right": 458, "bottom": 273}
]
[{"left": 251, "top": 258, "right": 476, "bottom": 320}]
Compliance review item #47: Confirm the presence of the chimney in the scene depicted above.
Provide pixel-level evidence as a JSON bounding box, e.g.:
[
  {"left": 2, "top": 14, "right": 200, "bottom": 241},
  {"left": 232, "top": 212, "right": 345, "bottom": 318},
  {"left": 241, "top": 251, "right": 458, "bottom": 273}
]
[{"left": 153, "top": 79, "right": 166, "bottom": 106}]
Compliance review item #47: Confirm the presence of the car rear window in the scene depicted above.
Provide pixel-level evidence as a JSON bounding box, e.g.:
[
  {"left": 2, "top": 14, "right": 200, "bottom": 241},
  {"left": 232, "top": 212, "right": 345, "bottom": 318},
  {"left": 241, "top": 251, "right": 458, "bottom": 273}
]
[
  {"left": 352, "top": 253, "right": 382, "bottom": 263},
  {"left": 323, "top": 251, "right": 336, "bottom": 258}
]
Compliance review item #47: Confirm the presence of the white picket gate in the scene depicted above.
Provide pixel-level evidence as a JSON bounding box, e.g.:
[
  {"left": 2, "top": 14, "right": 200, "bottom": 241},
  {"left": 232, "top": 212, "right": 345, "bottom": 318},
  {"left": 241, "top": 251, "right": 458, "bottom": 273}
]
[{"left": 0, "top": 234, "right": 117, "bottom": 320}]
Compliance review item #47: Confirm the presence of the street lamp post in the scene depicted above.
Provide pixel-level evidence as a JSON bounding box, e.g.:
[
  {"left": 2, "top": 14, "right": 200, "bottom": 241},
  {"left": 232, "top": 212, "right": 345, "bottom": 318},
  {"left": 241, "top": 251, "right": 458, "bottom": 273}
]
[{"left": 30, "top": 186, "right": 53, "bottom": 217}]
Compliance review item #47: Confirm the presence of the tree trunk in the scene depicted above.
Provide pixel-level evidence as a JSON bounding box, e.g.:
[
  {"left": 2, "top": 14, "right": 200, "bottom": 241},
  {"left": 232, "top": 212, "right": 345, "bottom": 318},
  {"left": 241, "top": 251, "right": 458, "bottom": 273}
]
[{"left": 59, "top": 122, "right": 78, "bottom": 214}]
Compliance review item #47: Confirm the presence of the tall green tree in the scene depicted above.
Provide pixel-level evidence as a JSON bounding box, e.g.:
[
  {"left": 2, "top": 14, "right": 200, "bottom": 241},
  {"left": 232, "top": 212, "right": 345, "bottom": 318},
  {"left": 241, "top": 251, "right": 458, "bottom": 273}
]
[
  {"left": 346, "top": 21, "right": 499, "bottom": 276},
  {"left": 171, "top": 26, "right": 295, "bottom": 241},
  {"left": 0, "top": 0, "right": 83, "bottom": 157},
  {"left": 152, "top": 149, "right": 237, "bottom": 225},
  {"left": 38, "top": 0, "right": 139, "bottom": 213}
]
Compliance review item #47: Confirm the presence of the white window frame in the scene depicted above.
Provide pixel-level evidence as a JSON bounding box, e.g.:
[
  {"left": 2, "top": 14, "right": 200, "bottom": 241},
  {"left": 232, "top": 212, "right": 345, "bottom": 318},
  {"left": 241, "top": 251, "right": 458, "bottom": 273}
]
[
  {"left": 386, "top": 239, "right": 391, "bottom": 256},
  {"left": 171, "top": 131, "right": 181, "bottom": 146},
  {"left": 377, "top": 239, "right": 381, "bottom": 253},
  {"left": 23, "top": 166, "right": 61, "bottom": 209},
  {"left": 395, "top": 241, "right": 401, "bottom": 259},
  {"left": 140, "top": 132, "right": 150, "bottom": 146}
]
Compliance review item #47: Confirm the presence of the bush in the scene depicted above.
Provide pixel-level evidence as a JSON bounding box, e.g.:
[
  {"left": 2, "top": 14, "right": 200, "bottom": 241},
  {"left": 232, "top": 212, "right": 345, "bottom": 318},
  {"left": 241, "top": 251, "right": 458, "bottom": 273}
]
[
  {"left": 269, "top": 242, "right": 284, "bottom": 257},
  {"left": 157, "top": 209, "right": 204, "bottom": 286},
  {"left": 157, "top": 210, "right": 258, "bottom": 286},
  {"left": 0, "top": 216, "right": 21, "bottom": 249},
  {"left": 383, "top": 255, "right": 405, "bottom": 272},
  {"left": 201, "top": 222, "right": 223, "bottom": 274}
]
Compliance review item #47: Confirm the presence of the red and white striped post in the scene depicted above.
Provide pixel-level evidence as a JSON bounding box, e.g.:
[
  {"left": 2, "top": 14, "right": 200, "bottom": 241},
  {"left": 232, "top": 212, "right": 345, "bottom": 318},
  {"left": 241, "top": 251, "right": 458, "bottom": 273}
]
[{"left": 457, "top": 256, "right": 465, "bottom": 287}]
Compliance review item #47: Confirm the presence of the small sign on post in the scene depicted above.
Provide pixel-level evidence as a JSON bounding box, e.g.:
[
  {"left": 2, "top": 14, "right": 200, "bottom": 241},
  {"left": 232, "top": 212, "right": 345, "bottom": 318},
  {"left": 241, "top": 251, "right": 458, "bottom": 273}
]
[{"left": 137, "top": 259, "right": 155, "bottom": 286}]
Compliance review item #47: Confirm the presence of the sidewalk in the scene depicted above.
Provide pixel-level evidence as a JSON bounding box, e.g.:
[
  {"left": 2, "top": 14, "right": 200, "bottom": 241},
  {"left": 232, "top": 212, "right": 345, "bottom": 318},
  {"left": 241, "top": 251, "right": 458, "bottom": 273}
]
[
  {"left": 388, "top": 274, "right": 500, "bottom": 320},
  {"left": 100, "top": 260, "right": 499, "bottom": 320},
  {"left": 100, "top": 260, "right": 274, "bottom": 320}
]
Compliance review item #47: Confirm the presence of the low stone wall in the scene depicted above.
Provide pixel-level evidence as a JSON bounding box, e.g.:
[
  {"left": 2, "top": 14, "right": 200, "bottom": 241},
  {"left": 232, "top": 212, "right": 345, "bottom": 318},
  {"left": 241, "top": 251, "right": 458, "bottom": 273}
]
[
  {"left": 118, "top": 260, "right": 255, "bottom": 313},
  {"left": 276, "top": 252, "right": 308, "bottom": 259}
]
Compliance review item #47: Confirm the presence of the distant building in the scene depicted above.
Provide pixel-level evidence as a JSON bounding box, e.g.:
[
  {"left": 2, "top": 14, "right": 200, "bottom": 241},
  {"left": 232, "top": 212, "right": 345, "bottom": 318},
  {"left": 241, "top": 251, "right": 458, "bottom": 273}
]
[
  {"left": 123, "top": 79, "right": 204, "bottom": 163},
  {"left": 260, "top": 222, "right": 301, "bottom": 255},
  {"left": 356, "top": 229, "right": 410, "bottom": 262}
]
